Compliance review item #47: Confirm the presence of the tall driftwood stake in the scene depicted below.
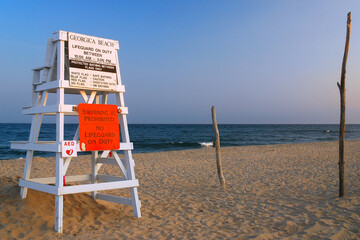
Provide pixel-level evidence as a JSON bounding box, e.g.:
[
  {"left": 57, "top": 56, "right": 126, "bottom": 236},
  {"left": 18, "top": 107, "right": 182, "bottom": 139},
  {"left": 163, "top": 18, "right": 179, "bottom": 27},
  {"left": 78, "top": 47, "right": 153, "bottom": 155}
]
[
  {"left": 337, "top": 12, "right": 351, "bottom": 197},
  {"left": 211, "top": 106, "right": 226, "bottom": 187}
]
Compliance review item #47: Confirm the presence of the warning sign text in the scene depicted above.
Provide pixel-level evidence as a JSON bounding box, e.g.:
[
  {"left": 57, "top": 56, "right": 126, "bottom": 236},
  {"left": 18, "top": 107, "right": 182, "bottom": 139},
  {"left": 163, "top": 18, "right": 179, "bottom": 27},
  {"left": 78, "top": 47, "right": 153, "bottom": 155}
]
[{"left": 78, "top": 104, "right": 120, "bottom": 151}]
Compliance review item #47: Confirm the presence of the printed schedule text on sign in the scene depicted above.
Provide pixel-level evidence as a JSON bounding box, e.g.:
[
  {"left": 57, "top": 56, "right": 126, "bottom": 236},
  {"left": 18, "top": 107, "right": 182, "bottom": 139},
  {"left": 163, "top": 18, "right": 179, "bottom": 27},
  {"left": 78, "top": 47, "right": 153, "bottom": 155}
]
[{"left": 68, "top": 32, "right": 118, "bottom": 91}]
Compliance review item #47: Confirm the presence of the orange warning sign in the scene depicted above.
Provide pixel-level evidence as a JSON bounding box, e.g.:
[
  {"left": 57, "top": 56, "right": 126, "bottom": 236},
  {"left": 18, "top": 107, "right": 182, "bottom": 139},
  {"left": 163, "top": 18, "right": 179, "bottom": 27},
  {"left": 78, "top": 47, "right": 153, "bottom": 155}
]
[{"left": 78, "top": 103, "right": 120, "bottom": 151}]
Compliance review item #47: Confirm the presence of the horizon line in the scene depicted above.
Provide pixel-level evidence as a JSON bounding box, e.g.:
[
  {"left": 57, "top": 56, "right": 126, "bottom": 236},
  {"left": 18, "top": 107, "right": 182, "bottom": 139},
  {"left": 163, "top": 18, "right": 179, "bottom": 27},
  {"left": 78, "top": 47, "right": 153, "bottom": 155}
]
[{"left": 1, "top": 122, "right": 360, "bottom": 125}]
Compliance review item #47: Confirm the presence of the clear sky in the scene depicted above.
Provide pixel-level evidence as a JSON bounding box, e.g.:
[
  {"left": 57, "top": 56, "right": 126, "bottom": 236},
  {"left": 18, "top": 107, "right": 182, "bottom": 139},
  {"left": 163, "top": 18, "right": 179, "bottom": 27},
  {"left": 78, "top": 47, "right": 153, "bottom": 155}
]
[{"left": 0, "top": 0, "right": 359, "bottom": 124}]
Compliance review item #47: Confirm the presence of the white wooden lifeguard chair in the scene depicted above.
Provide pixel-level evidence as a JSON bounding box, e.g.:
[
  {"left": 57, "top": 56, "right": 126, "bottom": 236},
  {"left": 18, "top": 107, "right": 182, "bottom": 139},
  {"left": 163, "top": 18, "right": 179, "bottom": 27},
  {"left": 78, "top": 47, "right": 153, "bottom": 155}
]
[{"left": 10, "top": 31, "right": 141, "bottom": 233}]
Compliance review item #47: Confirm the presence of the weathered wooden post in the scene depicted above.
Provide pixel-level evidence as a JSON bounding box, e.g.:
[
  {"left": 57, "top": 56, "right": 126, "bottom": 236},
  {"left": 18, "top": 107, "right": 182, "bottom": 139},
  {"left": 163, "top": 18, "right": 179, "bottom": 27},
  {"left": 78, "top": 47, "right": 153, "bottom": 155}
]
[
  {"left": 337, "top": 12, "right": 351, "bottom": 197},
  {"left": 211, "top": 106, "right": 226, "bottom": 187}
]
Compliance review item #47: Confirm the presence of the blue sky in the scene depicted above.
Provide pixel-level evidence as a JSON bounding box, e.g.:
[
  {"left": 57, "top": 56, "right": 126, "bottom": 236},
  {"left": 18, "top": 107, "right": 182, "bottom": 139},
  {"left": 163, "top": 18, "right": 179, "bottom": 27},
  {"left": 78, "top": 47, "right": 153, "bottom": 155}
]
[{"left": 0, "top": 1, "right": 359, "bottom": 124}]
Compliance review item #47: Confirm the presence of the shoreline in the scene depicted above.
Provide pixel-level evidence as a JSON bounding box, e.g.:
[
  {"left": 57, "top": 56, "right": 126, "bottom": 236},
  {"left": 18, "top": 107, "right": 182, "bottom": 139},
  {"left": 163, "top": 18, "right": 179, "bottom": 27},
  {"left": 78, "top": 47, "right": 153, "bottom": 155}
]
[
  {"left": 4, "top": 139, "right": 360, "bottom": 161},
  {"left": 1, "top": 140, "right": 360, "bottom": 239}
]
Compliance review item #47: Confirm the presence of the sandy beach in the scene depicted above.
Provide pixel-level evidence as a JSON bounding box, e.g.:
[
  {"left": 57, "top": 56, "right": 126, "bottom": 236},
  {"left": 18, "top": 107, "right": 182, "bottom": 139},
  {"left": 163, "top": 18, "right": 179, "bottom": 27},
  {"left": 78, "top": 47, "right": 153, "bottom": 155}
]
[{"left": 1, "top": 140, "right": 360, "bottom": 239}]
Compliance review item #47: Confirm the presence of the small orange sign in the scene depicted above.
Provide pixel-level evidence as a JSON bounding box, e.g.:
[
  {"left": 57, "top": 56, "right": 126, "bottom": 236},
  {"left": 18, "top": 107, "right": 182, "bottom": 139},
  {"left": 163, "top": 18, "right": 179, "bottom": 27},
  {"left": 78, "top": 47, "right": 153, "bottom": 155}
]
[{"left": 78, "top": 103, "right": 120, "bottom": 151}]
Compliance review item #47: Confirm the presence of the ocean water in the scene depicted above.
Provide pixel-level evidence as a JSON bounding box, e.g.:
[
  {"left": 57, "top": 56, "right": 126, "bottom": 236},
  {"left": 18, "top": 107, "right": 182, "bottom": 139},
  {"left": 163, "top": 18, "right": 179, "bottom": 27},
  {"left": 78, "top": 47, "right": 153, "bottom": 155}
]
[{"left": 1, "top": 123, "right": 360, "bottom": 160}]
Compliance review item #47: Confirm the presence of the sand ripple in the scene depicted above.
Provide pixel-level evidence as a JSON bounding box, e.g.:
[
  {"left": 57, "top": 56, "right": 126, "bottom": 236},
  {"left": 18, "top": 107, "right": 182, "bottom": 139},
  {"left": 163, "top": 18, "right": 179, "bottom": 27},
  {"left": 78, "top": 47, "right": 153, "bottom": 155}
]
[{"left": 0, "top": 140, "right": 360, "bottom": 239}]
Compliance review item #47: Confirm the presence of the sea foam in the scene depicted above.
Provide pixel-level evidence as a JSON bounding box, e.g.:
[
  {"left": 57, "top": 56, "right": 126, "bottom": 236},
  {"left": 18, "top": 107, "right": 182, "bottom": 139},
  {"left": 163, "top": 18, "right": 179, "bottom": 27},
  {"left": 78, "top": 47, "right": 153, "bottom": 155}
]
[{"left": 199, "top": 142, "right": 213, "bottom": 147}]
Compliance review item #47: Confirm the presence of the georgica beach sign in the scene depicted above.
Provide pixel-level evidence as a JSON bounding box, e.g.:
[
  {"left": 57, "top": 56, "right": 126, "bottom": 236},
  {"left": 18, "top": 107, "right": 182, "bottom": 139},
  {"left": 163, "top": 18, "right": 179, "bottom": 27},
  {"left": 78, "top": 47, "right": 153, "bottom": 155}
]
[{"left": 68, "top": 32, "right": 118, "bottom": 90}]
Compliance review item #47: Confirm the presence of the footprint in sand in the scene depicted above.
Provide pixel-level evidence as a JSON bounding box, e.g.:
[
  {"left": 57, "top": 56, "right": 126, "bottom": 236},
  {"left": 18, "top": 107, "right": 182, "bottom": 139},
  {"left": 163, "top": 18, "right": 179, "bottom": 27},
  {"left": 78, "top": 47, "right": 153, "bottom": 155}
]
[
  {"left": 305, "top": 222, "right": 328, "bottom": 235},
  {"left": 284, "top": 221, "right": 299, "bottom": 234},
  {"left": 330, "top": 228, "right": 359, "bottom": 240}
]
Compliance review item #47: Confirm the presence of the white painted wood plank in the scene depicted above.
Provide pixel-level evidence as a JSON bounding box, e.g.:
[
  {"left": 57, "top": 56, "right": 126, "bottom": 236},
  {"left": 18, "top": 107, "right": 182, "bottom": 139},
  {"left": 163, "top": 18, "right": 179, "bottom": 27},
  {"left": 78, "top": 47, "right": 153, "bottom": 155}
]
[
  {"left": 97, "top": 174, "right": 126, "bottom": 182},
  {"left": 42, "top": 92, "right": 49, "bottom": 106},
  {"left": 112, "top": 151, "right": 128, "bottom": 179},
  {"left": 119, "top": 107, "right": 128, "bottom": 115},
  {"left": 117, "top": 85, "right": 125, "bottom": 93},
  {"left": 101, "top": 93, "right": 108, "bottom": 104},
  {"left": 41, "top": 38, "right": 54, "bottom": 83},
  {"left": 60, "top": 180, "right": 139, "bottom": 195},
  {"left": 66, "top": 174, "right": 92, "bottom": 183},
  {"left": 91, "top": 151, "right": 99, "bottom": 199},
  {"left": 96, "top": 193, "right": 132, "bottom": 206},
  {"left": 22, "top": 104, "right": 128, "bottom": 115},
  {"left": 32, "top": 65, "right": 51, "bottom": 71},
  {"left": 11, "top": 141, "right": 132, "bottom": 152},
  {"left": 100, "top": 150, "right": 110, "bottom": 158},
  {"left": 114, "top": 47, "right": 142, "bottom": 217},
  {"left": 32, "top": 69, "right": 41, "bottom": 85},
  {"left": 75, "top": 142, "right": 133, "bottom": 152},
  {"left": 60, "top": 104, "right": 77, "bottom": 113},
  {"left": 63, "top": 157, "right": 72, "bottom": 174},
  {"left": 46, "top": 42, "right": 58, "bottom": 82},
  {"left": 95, "top": 164, "right": 102, "bottom": 173},
  {"left": 29, "top": 174, "right": 126, "bottom": 184},
  {"left": 19, "top": 179, "right": 58, "bottom": 195},
  {"left": 23, "top": 105, "right": 58, "bottom": 115},
  {"left": 20, "top": 89, "right": 47, "bottom": 198},
  {"left": 55, "top": 151, "right": 64, "bottom": 234},
  {"left": 73, "top": 127, "right": 79, "bottom": 140},
  {"left": 114, "top": 50, "right": 123, "bottom": 85},
  {"left": 35, "top": 80, "right": 125, "bottom": 93},
  {"left": 88, "top": 91, "right": 97, "bottom": 103},
  {"left": 130, "top": 187, "right": 141, "bottom": 218},
  {"left": 55, "top": 38, "right": 65, "bottom": 233},
  {"left": 116, "top": 88, "right": 142, "bottom": 218},
  {"left": 58, "top": 38, "right": 65, "bottom": 81},
  {"left": 119, "top": 142, "right": 133, "bottom": 151},
  {"left": 11, "top": 141, "right": 60, "bottom": 152},
  {"left": 124, "top": 149, "right": 136, "bottom": 178},
  {"left": 116, "top": 93, "right": 131, "bottom": 146},
  {"left": 96, "top": 157, "right": 118, "bottom": 165},
  {"left": 35, "top": 80, "right": 60, "bottom": 92},
  {"left": 31, "top": 174, "right": 92, "bottom": 184},
  {"left": 55, "top": 195, "right": 63, "bottom": 233},
  {"left": 20, "top": 150, "right": 34, "bottom": 199},
  {"left": 20, "top": 112, "right": 39, "bottom": 198},
  {"left": 52, "top": 30, "right": 67, "bottom": 41},
  {"left": 55, "top": 154, "right": 64, "bottom": 188},
  {"left": 31, "top": 177, "right": 56, "bottom": 184},
  {"left": 80, "top": 91, "right": 88, "bottom": 102},
  {"left": 32, "top": 114, "right": 44, "bottom": 143}
]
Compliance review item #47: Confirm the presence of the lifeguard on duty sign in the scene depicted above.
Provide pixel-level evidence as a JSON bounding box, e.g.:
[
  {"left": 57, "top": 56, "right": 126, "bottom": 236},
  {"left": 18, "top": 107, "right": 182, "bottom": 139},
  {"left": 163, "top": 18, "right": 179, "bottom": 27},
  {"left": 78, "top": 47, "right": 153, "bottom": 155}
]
[
  {"left": 68, "top": 32, "right": 119, "bottom": 91},
  {"left": 78, "top": 103, "right": 120, "bottom": 151}
]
